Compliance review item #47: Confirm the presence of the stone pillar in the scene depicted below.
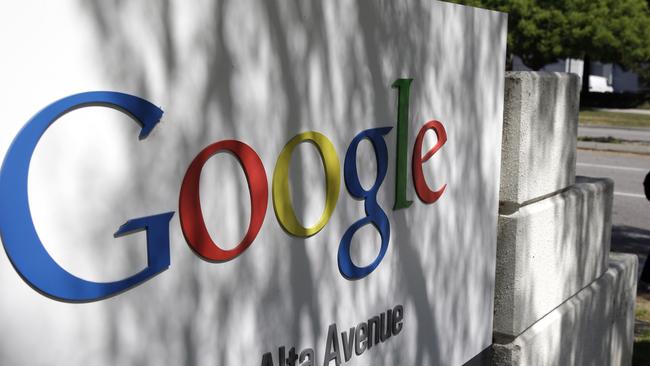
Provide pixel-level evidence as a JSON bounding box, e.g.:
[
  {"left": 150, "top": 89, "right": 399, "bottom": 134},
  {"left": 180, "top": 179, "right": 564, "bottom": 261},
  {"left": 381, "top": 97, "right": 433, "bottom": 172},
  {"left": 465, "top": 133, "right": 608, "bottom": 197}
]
[{"left": 492, "top": 72, "right": 637, "bottom": 365}]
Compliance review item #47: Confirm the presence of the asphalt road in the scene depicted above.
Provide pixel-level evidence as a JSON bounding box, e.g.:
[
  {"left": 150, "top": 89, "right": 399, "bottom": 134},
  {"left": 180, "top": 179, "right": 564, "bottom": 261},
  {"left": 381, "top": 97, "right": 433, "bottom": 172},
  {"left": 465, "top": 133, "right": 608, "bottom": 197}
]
[
  {"left": 577, "top": 149, "right": 649, "bottom": 227},
  {"left": 577, "top": 148, "right": 650, "bottom": 268},
  {"left": 578, "top": 125, "right": 650, "bottom": 142}
]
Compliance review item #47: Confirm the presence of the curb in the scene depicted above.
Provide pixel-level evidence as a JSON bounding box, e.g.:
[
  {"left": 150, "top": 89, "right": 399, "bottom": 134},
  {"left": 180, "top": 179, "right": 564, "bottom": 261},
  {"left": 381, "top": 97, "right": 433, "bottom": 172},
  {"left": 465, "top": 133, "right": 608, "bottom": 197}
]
[
  {"left": 594, "top": 108, "right": 650, "bottom": 116},
  {"left": 577, "top": 141, "right": 650, "bottom": 155},
  {"left": 578, "top": 124, "right": 650, "bottom": 132}
]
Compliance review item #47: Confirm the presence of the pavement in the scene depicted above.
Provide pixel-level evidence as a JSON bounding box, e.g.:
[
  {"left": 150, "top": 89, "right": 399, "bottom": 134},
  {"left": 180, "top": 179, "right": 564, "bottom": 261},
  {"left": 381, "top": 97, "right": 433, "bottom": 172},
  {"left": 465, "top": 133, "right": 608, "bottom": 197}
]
[
  {"left": 579, "top": 125, "right": 650, "bottom": 142},
  {"left": 578, "top": 124, "right": 650, "bottom": 155},
  {"left": 577, "top": 125, "right": 650, "bottom": 279},
  {"left": 577, "top": 149, "right": 649, "bottom": 228},
  {"left": 595, "top": 108, "right": 650, "bottom": 116}
]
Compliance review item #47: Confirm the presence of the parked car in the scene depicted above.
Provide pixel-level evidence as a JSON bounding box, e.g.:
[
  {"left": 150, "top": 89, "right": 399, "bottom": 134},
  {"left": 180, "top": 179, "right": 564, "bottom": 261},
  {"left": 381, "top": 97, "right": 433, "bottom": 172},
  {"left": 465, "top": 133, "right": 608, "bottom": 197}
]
[{"left": 589, "top": 75, "right": 614, "bottom": 93}]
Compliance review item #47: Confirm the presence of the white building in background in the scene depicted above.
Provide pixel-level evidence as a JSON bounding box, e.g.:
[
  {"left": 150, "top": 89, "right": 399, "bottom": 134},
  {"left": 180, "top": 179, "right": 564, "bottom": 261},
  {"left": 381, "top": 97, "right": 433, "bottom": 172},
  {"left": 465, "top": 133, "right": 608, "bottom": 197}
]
[{"left": 512, "top": 56, "right": 644, "bottom": 93}]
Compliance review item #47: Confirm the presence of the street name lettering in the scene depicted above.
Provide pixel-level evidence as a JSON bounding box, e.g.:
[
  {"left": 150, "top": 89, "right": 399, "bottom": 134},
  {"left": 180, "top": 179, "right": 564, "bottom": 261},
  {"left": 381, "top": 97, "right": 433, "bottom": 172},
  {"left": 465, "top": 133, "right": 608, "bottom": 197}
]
[{"left": 261, "top": 305, "right": 404, "bottom": 366}]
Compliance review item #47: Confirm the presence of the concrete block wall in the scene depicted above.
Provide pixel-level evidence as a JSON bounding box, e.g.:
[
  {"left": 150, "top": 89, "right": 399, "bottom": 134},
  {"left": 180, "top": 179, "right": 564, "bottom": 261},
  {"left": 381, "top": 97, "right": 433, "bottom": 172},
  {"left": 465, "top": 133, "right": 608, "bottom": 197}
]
[
  {"left": 499, "top": 72, "right": 580, "bottom": 213},
  {"left": 493, "top": 253, "right": 637, "bottom": 366},
  {"left": 495, "top": 177, "right": 613, "bottom": 338},
  {"left": 493, "top": 72, "right": 637, "bottom": 365}
]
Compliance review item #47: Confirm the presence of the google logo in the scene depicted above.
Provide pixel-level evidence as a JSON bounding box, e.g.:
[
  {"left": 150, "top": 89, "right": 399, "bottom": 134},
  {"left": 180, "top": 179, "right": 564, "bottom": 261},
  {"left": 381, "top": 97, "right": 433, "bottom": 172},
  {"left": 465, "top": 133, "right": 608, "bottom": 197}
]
[{"left": 0, "top": 79, "right": 446, "bottom": 302}]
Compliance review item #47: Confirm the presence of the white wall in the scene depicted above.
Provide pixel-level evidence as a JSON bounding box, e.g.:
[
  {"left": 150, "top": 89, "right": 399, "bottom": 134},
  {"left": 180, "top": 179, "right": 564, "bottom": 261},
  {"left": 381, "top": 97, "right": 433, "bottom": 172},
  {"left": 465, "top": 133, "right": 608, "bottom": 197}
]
[{"left": 0, "top": 1, "right": 507, "bottom": 365}]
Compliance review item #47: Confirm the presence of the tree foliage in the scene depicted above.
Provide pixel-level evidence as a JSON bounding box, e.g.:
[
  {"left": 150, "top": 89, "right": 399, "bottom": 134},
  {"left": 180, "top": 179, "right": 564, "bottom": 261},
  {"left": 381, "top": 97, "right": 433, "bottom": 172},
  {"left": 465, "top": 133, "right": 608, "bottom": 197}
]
[{"left": 450, "top": 0, "right": 650, "bottom": 75}]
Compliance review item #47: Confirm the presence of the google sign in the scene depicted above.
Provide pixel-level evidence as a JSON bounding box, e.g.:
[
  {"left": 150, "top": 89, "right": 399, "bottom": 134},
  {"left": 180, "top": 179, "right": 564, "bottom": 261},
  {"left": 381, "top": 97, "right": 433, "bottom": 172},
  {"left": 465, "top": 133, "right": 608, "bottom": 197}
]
[{"left": 0, "top": 79, "right": 446, "bottom": 303}]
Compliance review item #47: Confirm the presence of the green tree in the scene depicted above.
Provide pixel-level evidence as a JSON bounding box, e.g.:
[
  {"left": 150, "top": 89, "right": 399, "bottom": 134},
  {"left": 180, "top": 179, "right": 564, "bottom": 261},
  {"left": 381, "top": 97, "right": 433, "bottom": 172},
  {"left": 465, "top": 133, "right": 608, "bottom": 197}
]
[{"left": 450, "top": 0, "right": 650, "bottom": 90}]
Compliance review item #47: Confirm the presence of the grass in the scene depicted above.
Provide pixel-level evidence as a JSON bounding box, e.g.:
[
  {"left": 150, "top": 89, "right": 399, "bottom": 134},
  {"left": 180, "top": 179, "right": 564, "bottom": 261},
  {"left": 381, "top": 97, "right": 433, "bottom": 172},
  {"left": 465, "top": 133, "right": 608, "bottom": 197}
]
[
  {"left": 579, "top": 109, "right": 650, "bottom": 128},
  {"left": 635, "top": 296, "right": 650, "bottom": 365}
]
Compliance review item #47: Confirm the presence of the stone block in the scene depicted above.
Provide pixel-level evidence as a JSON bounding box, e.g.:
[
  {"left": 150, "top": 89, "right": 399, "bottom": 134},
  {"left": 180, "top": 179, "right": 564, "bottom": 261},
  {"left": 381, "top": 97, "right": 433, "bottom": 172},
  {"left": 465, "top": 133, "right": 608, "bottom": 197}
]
[
  {"left": 494, "top": 176, "right": 614, "bottom": 338},
  {"left": 493, "top": 253, "right": 637, "bottom": 366},
  {"left": 500, "top": 72, "right": 580, "bottom": 211}
]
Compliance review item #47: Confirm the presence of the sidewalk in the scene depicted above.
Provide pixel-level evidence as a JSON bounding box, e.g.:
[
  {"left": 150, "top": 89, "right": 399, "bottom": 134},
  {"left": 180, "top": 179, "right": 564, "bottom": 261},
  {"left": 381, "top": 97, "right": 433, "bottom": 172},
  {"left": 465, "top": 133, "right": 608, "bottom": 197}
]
[
  {"left": 578, "top": 123, "right": 650, "bottom": 155},
  {"left": 578, "top": 140, "right": 650, "bottom": 155},
  {"left": 595, "top": 108, "right": 650, "bottom": 116}
]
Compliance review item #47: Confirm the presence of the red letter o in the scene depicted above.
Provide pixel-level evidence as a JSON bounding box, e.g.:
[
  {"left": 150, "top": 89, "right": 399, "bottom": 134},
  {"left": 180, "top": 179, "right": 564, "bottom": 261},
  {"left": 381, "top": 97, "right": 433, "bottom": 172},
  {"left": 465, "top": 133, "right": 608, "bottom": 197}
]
[{"left": 179, "top": 140, "right": 268, "bottom": 262}]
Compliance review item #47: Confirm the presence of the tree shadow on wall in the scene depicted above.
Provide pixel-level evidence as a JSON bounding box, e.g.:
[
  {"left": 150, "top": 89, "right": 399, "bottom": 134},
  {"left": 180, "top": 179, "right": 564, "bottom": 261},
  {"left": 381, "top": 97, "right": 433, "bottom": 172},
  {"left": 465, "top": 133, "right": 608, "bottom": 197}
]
[
  {"left": 610, "top": 227, "right": 650, "bottom": 366},
  {"left": 78, "top": 1, "right": 506, "bottom": 365},
  {"left": 612, "top": 225, "right": 650, "bottom": 280}
]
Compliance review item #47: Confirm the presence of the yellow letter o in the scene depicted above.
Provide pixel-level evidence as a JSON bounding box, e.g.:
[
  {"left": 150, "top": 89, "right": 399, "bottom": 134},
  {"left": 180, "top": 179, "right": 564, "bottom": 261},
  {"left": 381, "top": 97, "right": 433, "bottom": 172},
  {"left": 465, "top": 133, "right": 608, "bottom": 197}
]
[{"left": 272, "top": 132, "right": 341, "bottom": 237}]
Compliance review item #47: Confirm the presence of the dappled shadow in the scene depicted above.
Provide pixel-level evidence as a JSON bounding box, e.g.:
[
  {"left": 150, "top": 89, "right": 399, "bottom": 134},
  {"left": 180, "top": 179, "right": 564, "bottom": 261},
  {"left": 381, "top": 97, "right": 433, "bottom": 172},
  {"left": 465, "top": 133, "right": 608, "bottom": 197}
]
[
  {"left": 494, "top": 72, "right": 591, "bottom": 339},
  {"left": 493, "top": 70, "right": 638, "bottom": 364},
  {"left": 0, "top": 1, "right": 510, "bottom": 365}
]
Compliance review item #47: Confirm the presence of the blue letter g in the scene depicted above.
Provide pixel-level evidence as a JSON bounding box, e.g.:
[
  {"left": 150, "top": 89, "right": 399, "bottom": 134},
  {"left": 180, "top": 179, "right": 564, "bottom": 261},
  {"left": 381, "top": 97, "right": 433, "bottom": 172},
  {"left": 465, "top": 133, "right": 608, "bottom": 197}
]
[{"left": 0, "top": 92, "right": 173, "bottom": 302}]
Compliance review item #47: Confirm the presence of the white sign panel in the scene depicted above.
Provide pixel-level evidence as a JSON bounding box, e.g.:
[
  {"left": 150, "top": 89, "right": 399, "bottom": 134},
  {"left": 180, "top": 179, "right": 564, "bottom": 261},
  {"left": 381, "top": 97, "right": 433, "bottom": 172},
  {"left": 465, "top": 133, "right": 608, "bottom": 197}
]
[{"left": 0, "top": 1, "right": 506, "bottom": 365}]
